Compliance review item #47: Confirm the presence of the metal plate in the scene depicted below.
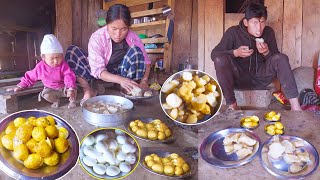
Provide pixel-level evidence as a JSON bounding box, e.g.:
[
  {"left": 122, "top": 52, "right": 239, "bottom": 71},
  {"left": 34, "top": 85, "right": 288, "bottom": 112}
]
[
  {"left": 159, "top": 69, "right": 223, "bottom": 126},
  {"left": 124, "top": 118, "right": 175, "bottom": 143},
  {"left": 79, "top": 128, "right": 140, "bottom": 179},
  {"left": 120, "top": 87, "right": 159, "bottom": 100},
  {"left": 0, "top": 110, "right": 79, "bottom": 180},
  {"left": 260, "top": 135, "right": 319, "bottom": 179},
  {"left": 200, "top": 128, "right": 261, "bottom": 168},
  {"left": 139, "top": 149, "right": 196, "bottom": 178}
]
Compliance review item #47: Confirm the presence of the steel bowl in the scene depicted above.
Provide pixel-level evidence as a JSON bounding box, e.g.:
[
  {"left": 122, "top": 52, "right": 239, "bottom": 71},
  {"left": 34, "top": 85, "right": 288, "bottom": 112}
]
[
  {"left": 82, "top": 95, "right": 134, "bottom": 127},
  {"left": 159, "top": 69, "right": 223, "bottom": 126},
  {"left": 0, "top": 110, "right": 79, "bottom": 180}
]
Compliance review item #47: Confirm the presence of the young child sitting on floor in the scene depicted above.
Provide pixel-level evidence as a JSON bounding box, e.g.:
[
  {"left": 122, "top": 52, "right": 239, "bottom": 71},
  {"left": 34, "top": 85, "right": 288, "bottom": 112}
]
[{"left": 7, "top": 34, "right": 77, "bottom": 108}]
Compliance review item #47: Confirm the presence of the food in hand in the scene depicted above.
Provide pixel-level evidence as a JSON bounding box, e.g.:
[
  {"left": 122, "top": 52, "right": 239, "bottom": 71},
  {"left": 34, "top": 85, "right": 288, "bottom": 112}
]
[
  {"left": 240, "top": 116, "right": 259, "bottom": 129},
  {"left": 255, "top": 38, "right": 264, "bottom": 43},
  {"left": 265, "top": 122, "right": 284, "bottom": 135},
  {"left": 81, "top": 129, "right": 137, "bottom": 177},
  {"left": 129, "top": 119, "right": 172, "bottom": 141},
  {"left": 267, "top": 136, "right": 312, "bottom": 173},
  {"left": 144, "top": 153, "right": 190, "bottom": 176},
  {"left": 264, "top": 111, "right": 281, "bottom": 121},
  {"left": 1, "top": 115, "right": 70, "bottom": 169},
  {"left": 223, "top": 132, "right": 257, "bottom": 159},
  {"left": 161, "top": 71, "right": 221, "bottom": 124}
]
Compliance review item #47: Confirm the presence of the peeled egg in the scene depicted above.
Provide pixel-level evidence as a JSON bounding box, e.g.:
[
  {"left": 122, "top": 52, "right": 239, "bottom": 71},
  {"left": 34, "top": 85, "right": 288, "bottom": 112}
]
[
  {"left": 115, "top": 129, "right": 126, "bottom": 135},
  {"left": 106, "top": 166, "right": 121, "bottom": 176},
  {"left": 95, "top": 134, "right": 108, "bottom": 143},
  {"left": 95, "top": 141, "right": 109, "bottom": 153},
  {"left": 83, "top": 135, "right": 95, "bottom": 146},
  {"left": 125, "top": 153, "right": 136, "bottom": 165},
  {"left": 97, "top": 154, "right": 108, "bottom": 164},
  {"left": 93, "top": 164, "right": 107, "bottom": 175},
  {"left": 83, "top": 146, "right": 94, "bottom": 156},
  {"left": 119, "top": 162, "right": 131, "bottom": 173},
  {"left": 85, "top": 147, "right": 101, "bottom": 160},
  {"left": 116, "top": 135, "right": 127, "bottom": 145},
  {"left": 122, "top": 143, "right": 134, "bottom": 154},
  {"left": 103, "top": 150, "right": 115, "bottom": 160},
  {"left": 83, "top": 156, "right": 97, "bottom": 167},
  {"left": 108, "top": 140, "right": 119, "bottom": 150},
  {"left": 116, "top": 151, "right": 127, "bottom": 161}
]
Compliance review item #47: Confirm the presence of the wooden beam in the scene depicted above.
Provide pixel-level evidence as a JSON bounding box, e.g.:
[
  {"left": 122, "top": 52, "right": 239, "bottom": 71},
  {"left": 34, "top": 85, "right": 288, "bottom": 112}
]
[
  {"left": 72, "top": 0, "right": 82, "bottom": 47},
  {"left": 141, "top": 37, "right": 168, "bottom": 44},
  {"left": 302, "top": 0, "right": 320, "bottom": 67},
  {"left": 131, "top": 8, "right": 163, "bottom": 18},
  {"left": 282, "top": 0, "right": 302, "bottom": 69},
  {"left": 146, "top": 48, "right": 165, "bottom": 53},
  {"left": 265, "top": 0, "right": 283, "bottom": 52},
  {"left": 204, "top": 0, "right": 225, "bottom": 79},
  {"left": 198, "top": 0, "right": 205, "bottom": 71},
  {"left": 131, "top": 20, "right": 166, "bottom": 31},
  {"left": 55, "top": 0, "right": 72, "bottom": 54},
  {"left": 103, "top": 0, "right": 161, "bottom": 10}
]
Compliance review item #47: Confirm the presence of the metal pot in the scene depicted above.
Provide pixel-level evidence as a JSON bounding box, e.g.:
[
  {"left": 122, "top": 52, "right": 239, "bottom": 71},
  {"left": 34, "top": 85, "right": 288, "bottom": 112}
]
[{"left": 82, "top": 95, "right": 134, "bottom": 127}]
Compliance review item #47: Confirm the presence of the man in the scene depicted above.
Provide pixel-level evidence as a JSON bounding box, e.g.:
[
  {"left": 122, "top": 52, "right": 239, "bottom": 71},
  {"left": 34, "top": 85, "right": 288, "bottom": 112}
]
[{"left": 211, "top": 3, "right": 301, "bottom": 111}]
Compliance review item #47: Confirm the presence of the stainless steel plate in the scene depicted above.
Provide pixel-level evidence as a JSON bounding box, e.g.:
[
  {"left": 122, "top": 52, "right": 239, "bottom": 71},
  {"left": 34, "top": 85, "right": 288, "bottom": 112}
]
[
  {"left": 139, "top": 149, "right": 196, "bottom": 178},
  {"left": 124, "top": 118, "right": 175, "bottom": 143},
  {"left": 260, "top": 135, "right": 319, "bottom": 179},
  {"left": 0, "top": 110, "right": 79, "bottom": 180},
  {"left": 79, "top": 128, "right": 140, "bottom": 179},
  {"left": 200, "top": 128, "right": 261, "bottom": 168},
  {"left": 120, "top": 87, "right": 159, "bottom": 100}
]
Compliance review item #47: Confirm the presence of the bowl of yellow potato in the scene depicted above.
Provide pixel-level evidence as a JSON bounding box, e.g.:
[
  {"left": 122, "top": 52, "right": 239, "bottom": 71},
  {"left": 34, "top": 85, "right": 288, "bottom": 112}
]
[
  {"left": 265, "top": 122, "right": 285, "bottom": 136},
  {"left": 125, "top": 118, "right": 175, "bottom": 143},
  {"left": 264, "top": 111, "right": 281, "bottom": 122},
  {"left": 0, "top": 110, "right": 79, "bottom": 180},
  {"left": 160, "top": 70, "right": 223, "bottom": 125},
  {"left": 140, "top": 149, "right": 195, "bottom": 178},
  {"left": 240, "top": 116, "right": 260, "bottom": 130}
]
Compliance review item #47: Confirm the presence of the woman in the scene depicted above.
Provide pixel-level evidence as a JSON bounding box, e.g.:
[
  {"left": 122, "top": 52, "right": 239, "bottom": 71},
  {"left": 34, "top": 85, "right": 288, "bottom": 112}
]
[{"left": 65, "top": 4, "right": 151, "bottom": 105}]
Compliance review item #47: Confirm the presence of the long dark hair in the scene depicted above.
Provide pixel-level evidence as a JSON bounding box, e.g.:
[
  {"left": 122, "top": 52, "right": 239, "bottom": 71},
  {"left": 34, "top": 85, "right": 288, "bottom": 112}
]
[
  {"left": 106, "top": 4, "right": 131, "bottom": 27},
  {"left": 245, "top": 3, "right": 267, "bottom": 20}
]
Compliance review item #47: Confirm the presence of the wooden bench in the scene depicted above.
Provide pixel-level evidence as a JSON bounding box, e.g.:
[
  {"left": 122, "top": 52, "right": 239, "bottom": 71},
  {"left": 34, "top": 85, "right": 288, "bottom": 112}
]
[{"left": 0, "top": 83, "right": 44, "bottom": 114}]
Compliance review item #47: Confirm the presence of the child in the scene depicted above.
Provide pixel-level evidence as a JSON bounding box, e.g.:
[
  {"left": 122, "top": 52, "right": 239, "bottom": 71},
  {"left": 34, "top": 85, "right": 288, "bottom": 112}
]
[{"left": 7, "top": 34, "right": 77, "bottom": 108}]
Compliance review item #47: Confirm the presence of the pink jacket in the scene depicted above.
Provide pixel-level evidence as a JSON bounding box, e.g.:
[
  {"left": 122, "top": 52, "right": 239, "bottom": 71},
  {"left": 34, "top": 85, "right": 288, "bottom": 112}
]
[
  {"left": 88, "top": 26, "right": 151, "bottom": 79},
  {"left": 18, "top": 60, "right": 77, "bottom": 90}
]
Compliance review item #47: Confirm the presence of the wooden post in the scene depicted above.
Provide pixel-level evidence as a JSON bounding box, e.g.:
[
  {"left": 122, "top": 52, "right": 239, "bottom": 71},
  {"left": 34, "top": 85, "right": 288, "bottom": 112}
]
[{"left": 55, "top": 0, "right": 72, "bottom": 54}]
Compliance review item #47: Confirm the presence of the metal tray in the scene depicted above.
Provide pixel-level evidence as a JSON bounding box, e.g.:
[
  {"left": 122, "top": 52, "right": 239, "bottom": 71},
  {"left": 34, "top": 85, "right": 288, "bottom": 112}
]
[
  {"left": 139, "top": 149, "right": 196, "bottom": 178},
  {"left": 79, "top": 128, "right": 140, "bottom": 180},
  {"left": 124, "top": 118, "right": 175, "bottom": 143},
  {"left": 200, "top": 128, "right": 261, "bottom": 168},
  {"left": 260, "top": 135, "right": 319, "bottom": 179},
  {"left": 0, "top": 110, "right": 79, "bottom": 180},
  {"left": 120, "top": 87, "right": 159, "bottom": 100}
]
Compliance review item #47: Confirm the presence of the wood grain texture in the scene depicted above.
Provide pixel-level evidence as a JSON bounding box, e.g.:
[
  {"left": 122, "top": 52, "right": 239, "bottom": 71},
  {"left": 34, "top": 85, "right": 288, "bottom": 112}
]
[
  {"left": 302, "top": 0, "right": 320, "bottom": 67},
  {"left": 224, "top": 13, "right": 243, "bottom": 30},
  {"left": 55, "top": 0, "right": 72, "bottom": 54},
  {"left": 81, "top": 0, "right": 89, "bottom": 52},
  {"left": 282, "top": 0, "right": 302, "bottom": 69},
  {"left": 72, "top": 0, "right": 82, "bottom": 47},
  {"left": 197, "top": 0, "right": 205, "bottom": 71},
  {"left": 204, "top": 0, "right": 225, "bottom": 79},
  {"left": 265, "top": 0, "right": 283, "bottom": 52}
]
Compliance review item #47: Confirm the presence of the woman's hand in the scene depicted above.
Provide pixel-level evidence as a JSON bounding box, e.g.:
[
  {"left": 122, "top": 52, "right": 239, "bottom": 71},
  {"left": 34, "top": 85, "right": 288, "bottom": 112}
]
[
  {"left": 139, "top": 79, "right": 149, "bottom": 90},
  {"left": 120, "top": 77, "right": 140, "bottom": 92}
]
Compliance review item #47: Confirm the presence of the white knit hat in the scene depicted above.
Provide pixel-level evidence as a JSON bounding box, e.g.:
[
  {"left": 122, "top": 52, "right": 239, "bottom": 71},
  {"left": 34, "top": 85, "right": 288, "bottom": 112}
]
[{"left": 40, "top": 34, "right": 63, "bottom": 54}]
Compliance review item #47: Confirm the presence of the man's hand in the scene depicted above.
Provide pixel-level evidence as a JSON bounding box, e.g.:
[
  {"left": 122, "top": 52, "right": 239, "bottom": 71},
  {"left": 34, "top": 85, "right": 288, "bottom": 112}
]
[
  {"left": 234, "top": 46, "right": 254, "bottom": 58},
  {"left": 256, "top": 41, "right": 270, "bottom": 56},
  {"left": 6, "top": 86, "right": 23, "bottom": 92}
]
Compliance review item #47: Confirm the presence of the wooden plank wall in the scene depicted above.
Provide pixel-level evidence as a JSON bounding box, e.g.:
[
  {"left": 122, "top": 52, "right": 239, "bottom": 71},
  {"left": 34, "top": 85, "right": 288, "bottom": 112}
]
[{"left": 55, "top": 0, "right": 72, "bottom": 53}]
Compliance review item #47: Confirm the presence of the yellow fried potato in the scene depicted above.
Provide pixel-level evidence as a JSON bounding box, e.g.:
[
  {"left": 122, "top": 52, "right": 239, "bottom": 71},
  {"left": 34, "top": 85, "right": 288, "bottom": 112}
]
[
  {"left": 274, "top": 122, "right": 284, "bottom": 130},
  {"left": 151, "top": 164, "right": 164, "bottom": 174},
  {"left": 136, "top": 129, "right": 148, "bottom": 138},
  {"left": 186, "top": 114, "right": 198, "bottom": 124},
  {"left": 169, "top": 108, "right": 179, "bottom": 120}
]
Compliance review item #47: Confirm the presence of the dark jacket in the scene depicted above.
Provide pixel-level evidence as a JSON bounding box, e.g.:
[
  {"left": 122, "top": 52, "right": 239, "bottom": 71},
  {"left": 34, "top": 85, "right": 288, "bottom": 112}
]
[{"left": 211, "top": 19, "right": 280, "bottom": 73}]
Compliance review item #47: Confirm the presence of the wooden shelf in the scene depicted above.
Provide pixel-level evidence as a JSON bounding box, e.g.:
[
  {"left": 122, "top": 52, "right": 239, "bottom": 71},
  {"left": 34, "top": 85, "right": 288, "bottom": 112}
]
[
  {"left": 103, "top": 0, "right": 161, "bottom": 9},
  {"left": 131, "top": 20, "right": 166, "bottom": 31},
  {"left": 146, "top": 48, "right": 164, "bottom": 54},
  {"left": 141, "top": 37, "right": 168, "bottom": 44},
  {"left": 131, "top": 8, "right": 163, "bottom": 18}
]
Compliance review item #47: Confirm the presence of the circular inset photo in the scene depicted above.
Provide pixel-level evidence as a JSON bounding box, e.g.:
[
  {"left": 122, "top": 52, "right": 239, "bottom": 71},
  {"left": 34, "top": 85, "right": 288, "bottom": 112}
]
[
  {"left": 79, "top": 128, "right": 140, "bottom": 180},
  {"left": 0, "top": 110, "right": 79, "bottom": 180},
  {"left": 160, "top": 69, "right": 223, "bottom": 125}
]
